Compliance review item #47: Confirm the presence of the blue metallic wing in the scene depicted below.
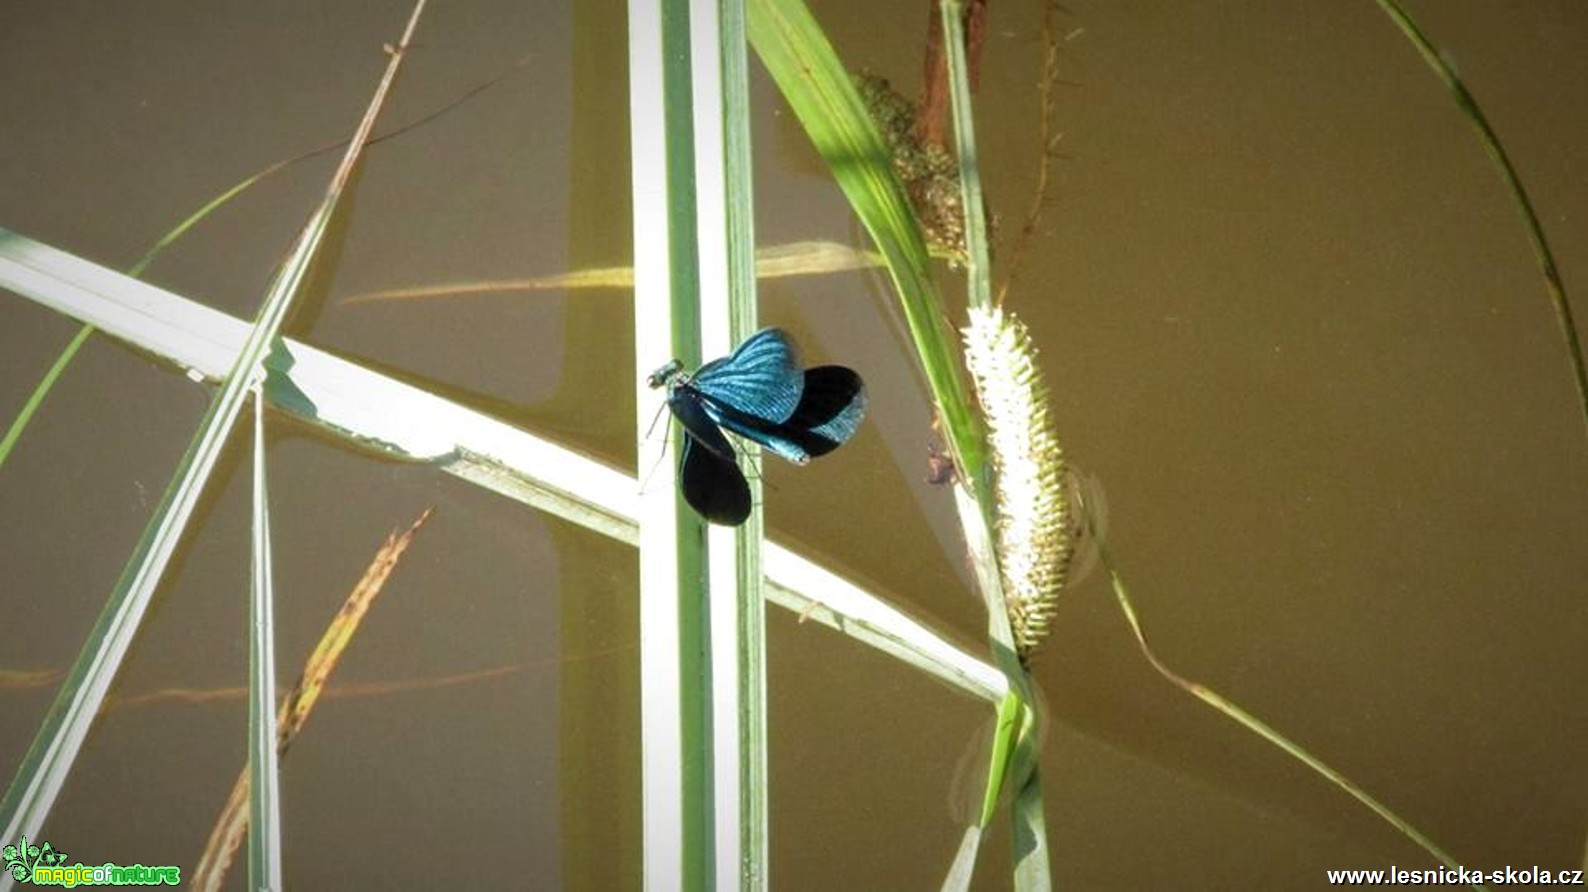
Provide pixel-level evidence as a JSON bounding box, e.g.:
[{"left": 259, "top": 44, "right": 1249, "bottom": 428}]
[
  {"left": 689, "top": 328, "right": 804, "bottom": 426},
  {"left": 707, "top": 364, "right": 866, "bottom": 464}
]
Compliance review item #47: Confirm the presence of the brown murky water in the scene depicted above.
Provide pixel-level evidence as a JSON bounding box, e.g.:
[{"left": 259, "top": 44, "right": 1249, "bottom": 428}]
[{"left": 2, "top": 1, "right": 1585, "bottom": 888}]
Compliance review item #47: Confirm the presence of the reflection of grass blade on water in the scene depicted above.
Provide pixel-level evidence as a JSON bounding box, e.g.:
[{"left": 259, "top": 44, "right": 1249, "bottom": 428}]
[
  {"left": 0, "top": 2, "right": 426, "bottom": 866},
  {"left": 0, "top": 671, "right": 62, "bottom": 692},
  {"left": 191, "top": 509, "right": 433, "bottom": 892},
  {"left": 337, "top": 240, "right": 887, "bottom": 304}
]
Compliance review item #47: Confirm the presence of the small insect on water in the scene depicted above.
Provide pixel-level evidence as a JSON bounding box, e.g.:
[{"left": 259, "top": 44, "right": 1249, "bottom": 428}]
[{"left": 646, "top": 327, "right": 867, "bottom": 526}]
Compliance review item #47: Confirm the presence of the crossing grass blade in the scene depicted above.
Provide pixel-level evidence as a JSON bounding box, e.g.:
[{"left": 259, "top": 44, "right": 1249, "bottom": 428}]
[
  {"left": 0, "top": 40, "right": 525, "bottom": 477},
  {"left": 0, "top": 228, "right": 1006, "bottom": 706}
]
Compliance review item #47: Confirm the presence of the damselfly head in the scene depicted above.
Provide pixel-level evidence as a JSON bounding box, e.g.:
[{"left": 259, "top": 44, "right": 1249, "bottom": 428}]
[{"left": 646, "top": 359, "right": 685, "bottom": 390}]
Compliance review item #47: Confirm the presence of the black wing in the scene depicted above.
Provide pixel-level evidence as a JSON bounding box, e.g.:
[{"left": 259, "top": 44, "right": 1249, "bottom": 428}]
[{"left": 669, "top": 390, "right": 751, "bottom": 525}]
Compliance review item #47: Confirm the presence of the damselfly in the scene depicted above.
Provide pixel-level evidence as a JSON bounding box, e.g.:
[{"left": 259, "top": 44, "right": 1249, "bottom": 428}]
[{"left": 646, "top": 328, "right": 866, "bottom": 525}]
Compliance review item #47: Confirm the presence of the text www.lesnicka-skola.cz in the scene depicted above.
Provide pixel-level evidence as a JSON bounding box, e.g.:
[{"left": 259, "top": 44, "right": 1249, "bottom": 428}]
[{"left": 1326, "top": 866, "right": 1584, "bottom": 885}]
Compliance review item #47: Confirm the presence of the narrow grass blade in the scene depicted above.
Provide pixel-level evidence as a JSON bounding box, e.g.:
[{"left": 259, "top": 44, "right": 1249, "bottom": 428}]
[
  {"left": 940, "top": 1, "right": 992, "bottom": 318},
  {"left": 247, "top": 391, "right": 283, "bottom": 890},
  {"left": 1085, "top": 503, "right": 1484, "bottom": 889},
  {"left": 691, "top": 0, "right": 771, "bottom": 886},
  {"left": 0, "top": 325, "right": 93, "bottom": 470},
  {"left": 0, "top": 1, "right": 427, "bottom": 860},
  {"left": 192, "top": 509, "right": 433, "bottom": 892},
  {"left": 1373, "top": 0, "right": 1587, "bottom": 447},
  {"left": 1010, "top": 764, "right": 1052, "bottom": 890}
]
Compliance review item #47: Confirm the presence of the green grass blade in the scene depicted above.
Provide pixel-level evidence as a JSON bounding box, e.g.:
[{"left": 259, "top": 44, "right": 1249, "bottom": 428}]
[
  {"left": 1373, "top": 0, "right": 1588, "bottom": 447},
  {"left": 247, "top": 392, "right": 283, "bottom": 890},
  {"left": 939, "top": 2, "right": 1020, "bottom": 665},
  {"left": 941, "top": 1, "right": 992, "bottom": 318},
  {"left": 0, "top": 1, "right": 426, "bottom": 853},
  {"left": 749, "top": 2, "right": 1047, "bottom": 882},
  {"left": 710, "top": 0, "right": 771, "bottom": 885},
  {"left": 629, "top": 0, "right": 711, "bottom": 886},
  {"left": 0, "top": 324, "right": 93, "bottom": 470}
]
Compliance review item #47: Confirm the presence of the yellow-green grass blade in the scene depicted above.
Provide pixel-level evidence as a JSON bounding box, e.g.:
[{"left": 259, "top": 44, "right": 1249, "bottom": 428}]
[
  {"left": 0, "top": 324, "right": 93, "bottom": 470},
  {"left": 747, "top": 0, "right": 989, "bottom": 498},
  {"left": 0, "top": 1, "right": 427, "bottom": 855},
  {"left": 748, "top": 2, "right": 1042, "bottom": 882}
]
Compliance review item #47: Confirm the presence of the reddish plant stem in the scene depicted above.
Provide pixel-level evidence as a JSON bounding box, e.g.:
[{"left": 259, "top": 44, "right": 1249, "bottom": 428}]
[{"left": 918, "top": 0, "right": 988, "bottom": 150}]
